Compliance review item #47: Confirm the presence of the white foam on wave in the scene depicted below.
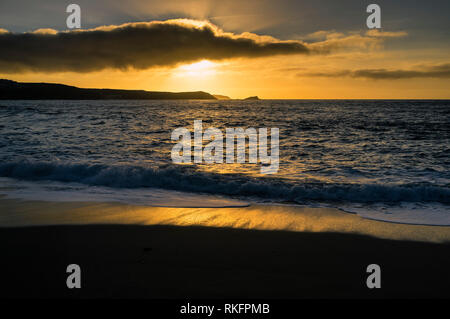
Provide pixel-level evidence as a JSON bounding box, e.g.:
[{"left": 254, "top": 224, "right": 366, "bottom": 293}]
[
  {"left": 338, "top": 202, "right": 450, "bottom": 226},
  {"left": 0, "top": 177, "right": 249, "bottom": 208},
  {"left": 1, "top": 161, "right": 449, "bottom": 205}
]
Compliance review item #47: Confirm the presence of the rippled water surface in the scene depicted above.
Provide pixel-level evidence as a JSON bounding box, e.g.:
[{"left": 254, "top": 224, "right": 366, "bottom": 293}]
[{"left": 0, "top": 100, "right": 449, "bottom": 224}]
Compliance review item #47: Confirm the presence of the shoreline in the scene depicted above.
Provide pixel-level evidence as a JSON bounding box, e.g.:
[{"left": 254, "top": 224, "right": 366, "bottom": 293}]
[{"left": 1, "top": 198, "right": 449, "bottom": 243}]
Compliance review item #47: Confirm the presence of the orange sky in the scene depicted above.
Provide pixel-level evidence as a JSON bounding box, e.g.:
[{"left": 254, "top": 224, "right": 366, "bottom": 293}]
[
  {"left": 6, "top": 52, "right": 449, "bottom": 99},
  {"left": 0, "top": 1, "right": 449, "bottom": 99}
]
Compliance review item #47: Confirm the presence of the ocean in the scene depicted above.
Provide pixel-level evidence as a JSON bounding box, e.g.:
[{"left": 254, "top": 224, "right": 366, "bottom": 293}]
[{"left": 0, "top": 99, "right": 449, "bottom": 225}]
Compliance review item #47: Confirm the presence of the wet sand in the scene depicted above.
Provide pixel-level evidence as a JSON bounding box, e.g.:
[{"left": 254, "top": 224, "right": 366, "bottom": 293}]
[{"left": 0, "top": 199, "right": 449, "bottom": 298}]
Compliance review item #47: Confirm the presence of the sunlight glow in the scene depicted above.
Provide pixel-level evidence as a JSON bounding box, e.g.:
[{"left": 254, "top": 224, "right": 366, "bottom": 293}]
[{"left": 175, "top": 60, "right": 217, "bottom": 77}]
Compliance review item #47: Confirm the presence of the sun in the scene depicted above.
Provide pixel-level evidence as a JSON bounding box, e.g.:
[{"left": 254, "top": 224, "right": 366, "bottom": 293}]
[
  {"left": 168, "top": 59, "right": 223, "bottom": 93},
  {"left": 176, "top": 60, "right": 217, "bottom": 77}
]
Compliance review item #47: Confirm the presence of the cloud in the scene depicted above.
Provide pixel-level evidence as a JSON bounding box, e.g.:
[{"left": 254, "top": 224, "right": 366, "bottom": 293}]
[
  {"left": 0, "top": 19, "right": 391, "bottom": 73},
  {"left": 302, "top": 63, "right": 450, "bottom": 79},
  {"left": 0, "top": 19, "right": 312, "bottom": 73},
  {"left": 31, "top": 28, "right": 59, "bottom": 35},
  {"left": 307, "top": 33, "right": 383, "bottom": 53},
  {"left": 299, "top": 29, "right": 407, "bottom": 53},
  {"left": 365, "top": 30, "right": 408, "bottom": 38},
  {"left": 302, "top": 30, "right": 345, "bottom": 41}
]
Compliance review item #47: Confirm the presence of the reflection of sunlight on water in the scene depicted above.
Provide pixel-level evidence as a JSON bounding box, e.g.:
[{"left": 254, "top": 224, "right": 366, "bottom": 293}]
[{"left": 1, "top": 200, "right": 449, "bottom": 243}]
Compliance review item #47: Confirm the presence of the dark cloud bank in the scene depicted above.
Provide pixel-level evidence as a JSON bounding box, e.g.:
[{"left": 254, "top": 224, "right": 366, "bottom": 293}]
[
  {"left": 305, "top": 64, "right": 450, "bottom": 79},
  {"left": 0, "top": 20, "right": 310, "bottom": 73}
]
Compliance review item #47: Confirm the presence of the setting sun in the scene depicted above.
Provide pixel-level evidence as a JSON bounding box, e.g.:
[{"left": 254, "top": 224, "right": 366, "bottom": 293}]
[
  {"left": 168, "top": 59, "right": 223, "bottom": 93},
  {"left": 176, "top": 60, "right": 217, "bottom": 77}
]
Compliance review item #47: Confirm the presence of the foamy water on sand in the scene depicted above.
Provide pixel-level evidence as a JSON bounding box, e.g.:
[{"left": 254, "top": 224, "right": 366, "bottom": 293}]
[
  {"left": 0, "top": 177, "right": 249, "bottom": 208},
  {"left": 0, "top": 99, "right": 449, "bottom": 225}
]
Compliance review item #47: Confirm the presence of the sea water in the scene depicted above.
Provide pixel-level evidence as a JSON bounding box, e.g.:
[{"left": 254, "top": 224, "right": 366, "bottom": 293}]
[{"left": 0, "top": 99, "right": 449, "bottom": 225}]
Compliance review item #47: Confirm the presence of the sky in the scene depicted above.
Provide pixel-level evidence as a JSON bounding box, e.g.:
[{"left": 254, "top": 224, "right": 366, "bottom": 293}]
[{"left": 0, "top": 0, "right": 449, "bottom": 99}]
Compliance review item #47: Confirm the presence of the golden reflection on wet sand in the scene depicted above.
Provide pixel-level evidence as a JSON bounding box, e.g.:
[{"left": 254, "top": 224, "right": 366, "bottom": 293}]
[{"left": 0, "top": 198, "right": 449, "bottom": 243}]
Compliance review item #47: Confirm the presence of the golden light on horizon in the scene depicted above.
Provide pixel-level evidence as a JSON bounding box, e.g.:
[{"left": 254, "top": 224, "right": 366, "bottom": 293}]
[
  {"left": 175, "top": 60, "right": 218, "bottom": 78},
  {"left": 166, "top": 59, "right": 224, "bottom": 94}
]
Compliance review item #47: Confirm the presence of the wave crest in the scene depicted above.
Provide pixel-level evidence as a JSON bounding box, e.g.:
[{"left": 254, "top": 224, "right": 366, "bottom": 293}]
[{"left": 0, "top": 161, "right": 449, "bottom": 204}]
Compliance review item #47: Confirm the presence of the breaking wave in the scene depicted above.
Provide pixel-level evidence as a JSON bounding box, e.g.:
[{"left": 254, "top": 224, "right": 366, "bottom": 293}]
[{"left": 1, "top": 161, "right": 449, "bottom": 204}]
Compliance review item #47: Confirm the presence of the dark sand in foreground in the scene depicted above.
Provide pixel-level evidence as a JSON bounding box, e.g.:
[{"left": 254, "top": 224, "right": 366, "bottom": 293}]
[{"left": 1, "top": 224, "right": 449, "bottom": 299}]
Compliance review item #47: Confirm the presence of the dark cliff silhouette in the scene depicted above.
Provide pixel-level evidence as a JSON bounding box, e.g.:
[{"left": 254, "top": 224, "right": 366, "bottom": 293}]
[
  {"left": 244, "top": 96, "right": 260, "bottom": 100},
  {"left": 0, "top": 79, "right": 217, "bottom": 100}
]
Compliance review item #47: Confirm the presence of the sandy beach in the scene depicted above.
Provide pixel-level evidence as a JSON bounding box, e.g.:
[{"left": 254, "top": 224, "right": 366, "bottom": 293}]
[{"left": 1, "top": 199, "right": 449, "bottom": 299}]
